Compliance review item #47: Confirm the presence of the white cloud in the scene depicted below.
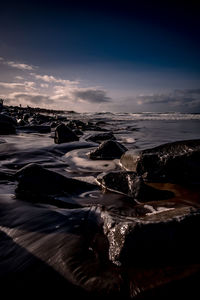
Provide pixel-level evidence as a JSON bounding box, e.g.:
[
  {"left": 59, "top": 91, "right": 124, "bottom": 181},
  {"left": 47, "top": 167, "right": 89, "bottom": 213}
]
[
  {"left": 40, "top": 83, "right": 49, "bottom": 88},
  {"left": 0, "top": 82, "right": 25, "bottom": 89},
  {"left": 0, "top": 57, "right": 36, "bottom": 70},
  {"left": 0, "top": 81, "right": 36, "bottom": 93},
  {"left": 15, "top": 76, "right": 24, "bottom": 80},
  {"left": 31, "top": 73, "right": 78, "bottom": 85}
]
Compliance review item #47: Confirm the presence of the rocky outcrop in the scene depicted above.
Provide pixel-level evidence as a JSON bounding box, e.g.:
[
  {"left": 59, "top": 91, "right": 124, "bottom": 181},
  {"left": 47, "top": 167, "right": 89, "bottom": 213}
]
[
  {"left": 54, "top": 123, "right": 79, "bottom": 144},
  {"left": 89, "top": 140, "right": 127, "bottom": 160},
  {"left": 97, "top": 171, "right": 174, "bottom": 201},
  {"left": 121, "top": 139, "right": 200, "bottom": 183}
]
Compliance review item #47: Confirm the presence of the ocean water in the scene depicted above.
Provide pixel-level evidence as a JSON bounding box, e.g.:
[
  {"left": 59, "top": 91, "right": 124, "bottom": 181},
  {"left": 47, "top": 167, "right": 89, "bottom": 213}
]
[{"left": 1, "top": 111, "right": 200, "bottom": 298}]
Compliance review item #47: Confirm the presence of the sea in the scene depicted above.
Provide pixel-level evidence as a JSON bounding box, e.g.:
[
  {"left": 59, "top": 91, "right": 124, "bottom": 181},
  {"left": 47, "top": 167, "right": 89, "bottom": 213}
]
[{"left": 0, "top": 111, "right": 200, "bottom": 298}]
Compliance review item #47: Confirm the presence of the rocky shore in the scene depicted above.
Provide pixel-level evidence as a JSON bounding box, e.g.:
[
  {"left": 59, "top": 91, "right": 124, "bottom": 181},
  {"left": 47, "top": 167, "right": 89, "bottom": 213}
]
[{"left": 0, "top": 105, "right": 200, "bottom": 299}]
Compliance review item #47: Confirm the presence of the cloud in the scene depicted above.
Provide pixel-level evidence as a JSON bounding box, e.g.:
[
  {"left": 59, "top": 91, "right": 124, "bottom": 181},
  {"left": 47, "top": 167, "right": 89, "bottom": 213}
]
[
  {"left": 136, "top": 88, "right": 200, "bottom": 109},
  {"left": 0, "top": 57, "right": 36, "bottom": 70},
  {"left": 0, "top": 82, "right": 25, "bottom": 89},
  {"left": 6, "top": 92, "right": 54, "bottom": 106},
  {"left": 0, "top": 81, "right": 35, "bottom": 92},
  {"left": 31, "top": 73, "right": 78, "bottom": 85},
  {"left": 73, "top": 88, "right": 112, "bottom": 103},
  {"left": 15, "top": 76, "right": 24, "bottom": 80}
]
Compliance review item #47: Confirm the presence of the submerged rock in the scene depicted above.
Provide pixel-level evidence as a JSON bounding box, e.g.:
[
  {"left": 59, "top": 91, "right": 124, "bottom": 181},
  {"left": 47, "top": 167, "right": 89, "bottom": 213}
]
[
  {"left": 86, "top": 132, "right": 116, "bottom": 143},
  {"left": 15, "top": 163, "right": 95, "bottom": 202},
  {"left": 97, "top": 171, "right": 174, "bottom": 201},
  {"left": 89, "top": 140, "right": 127, "bottom": 160},
  {"left": 121, "top": 139, "right": 200, "bottom": 183},
  {"left": 54, "top": 123, "right": 79, "bottom": 144}
]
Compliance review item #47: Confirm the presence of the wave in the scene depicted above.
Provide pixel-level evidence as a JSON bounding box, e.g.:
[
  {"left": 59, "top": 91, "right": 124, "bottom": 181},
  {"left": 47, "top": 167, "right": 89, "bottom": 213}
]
[{"left": 82, "top": 112, "right": 200, "bottom": 121}]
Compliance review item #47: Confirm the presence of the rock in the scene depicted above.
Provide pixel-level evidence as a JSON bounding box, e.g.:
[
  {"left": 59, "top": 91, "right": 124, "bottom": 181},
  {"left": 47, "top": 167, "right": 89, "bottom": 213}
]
[
  {"left": 17, "top": 118, "right": 27, "bottom": 126},
  {"left": 67, "top": 120, "right": 87, "bottom": 130},
  {"left": 0, "top": 113, "right": 17, "bottom": 125},
  {"left": 35, "top": 113, "right": 53, "bottom": 124},
  {"left": 15, "top": 163, "right": 95, "bottom": 202},
  {"left": 89, "top": 140, "right": 127, "bottom": 160},
  {"left": 97, "top": 171, "right": 174, "bottom": 201},
  {"left": 0, "top": 121, "right": 16, "bottom": 134},
  {"left": 73, "top": 129, "right": 84, "bottom": 136},
  {"left": 54, "top": 123, "right": 79, "bottom": 144},
  {"left": 86, "top": 132, "right": 116, "bottom": 143},
  {"left": 101, "top": 203, "right": 200, "bottom": 266},
  {"left": 121, "top": 139, "right": 200, "bottom": 183}
]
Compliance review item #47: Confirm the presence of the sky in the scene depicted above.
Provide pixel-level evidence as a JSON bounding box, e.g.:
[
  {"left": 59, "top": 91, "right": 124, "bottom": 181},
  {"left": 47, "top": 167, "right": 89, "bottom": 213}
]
[{"left": 0, "top": 0, "right": 200, "bottom": 112}]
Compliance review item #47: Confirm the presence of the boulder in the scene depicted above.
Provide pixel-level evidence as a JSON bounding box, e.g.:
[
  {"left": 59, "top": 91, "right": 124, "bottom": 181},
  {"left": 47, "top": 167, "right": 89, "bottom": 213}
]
[
  {"left": 97, "top": 171, "right": 174, "bottom": 201},
  {"left": 89, "top": 140, "right": 127, "bottom": 160},
  {"left": 86, "top": 132, "right": 116, "bottom": 143},
  {"left": 54, "top": 123, "right": 79, "bottom": 144},
  {"left": 121, "top": 139, "right": 200, "bottom": 183},
  {"left": 101, "top": 203, "right": 200, "bottom": 266},
  {"left": 0, "top": 113, "right": 17, "bottom": 125},
  {"left": 15, "top": 163, "right": 95, "bottom": 202},
  {"left": 0, "top": 121, "right": 16, "bottom": 134}
]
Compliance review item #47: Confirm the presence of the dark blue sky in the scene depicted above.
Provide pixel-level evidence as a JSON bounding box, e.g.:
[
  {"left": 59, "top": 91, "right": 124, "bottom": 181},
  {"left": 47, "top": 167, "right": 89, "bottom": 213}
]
[{"left": 0, "top": 0, "right": 200, "bottom": 112}]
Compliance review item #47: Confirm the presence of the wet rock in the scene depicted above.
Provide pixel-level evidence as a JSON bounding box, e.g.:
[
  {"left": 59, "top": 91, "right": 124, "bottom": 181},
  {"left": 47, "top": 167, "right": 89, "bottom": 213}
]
[
  {"left": 121, "top": 139, "right": 200, "bottom": 183},
  {"left": 86, "top": 132, "right": 116, "bottom": 143},
  {"left": 67, "top": 119, "right": 87, "bottom": 130},
  {"left": 35, "top": 113, "right": 54, "bottom": 124},
  {"left": 97, "top": 171, "right": 174, "bottom": 201},
  {"left": 15, "top": 163, "right": 96, "bottom": 202},
  {"left": 17, "top": 118, "right": 27, "bottom": 126},
  {"left": 101, "top": 204, "right": 200, "bottom": 266},
  {"left": 54, "top": 123, "right": 79, "bottom": 144},
  {"left": 89, "top": 140, "right": 127, "bottom": 160},
  {"left": 0, "top": 121, "right": 16, "bottom": 134},
  {"left": 73, "top": 128, "right": 84, "bottom": 136},
  {"left": 0, "top": 113, "right": 17, "bottom": 125}
]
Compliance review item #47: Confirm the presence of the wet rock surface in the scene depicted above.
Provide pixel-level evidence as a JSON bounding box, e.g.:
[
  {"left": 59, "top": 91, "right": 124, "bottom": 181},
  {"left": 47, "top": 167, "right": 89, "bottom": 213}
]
[
  {"left": 101, "top": 203, "right": 200, "bottom": 266},
  {"left": 15, "top": 163, "right": 96, "bottom": 204},
  {"left": 86, "top": 132, "right": 116, "bottom": 143},
  {"left": 89, "top": 140, "right": 128, "bottom": 160},
  {"left": 97, "top": 171, "right": 174, "bottom": 201},
  {"left": 54, "top": 123, "right": 79, "bottom": 144},
  {"left": 121, "top": 139, "right": 200, "bottom": 183}
]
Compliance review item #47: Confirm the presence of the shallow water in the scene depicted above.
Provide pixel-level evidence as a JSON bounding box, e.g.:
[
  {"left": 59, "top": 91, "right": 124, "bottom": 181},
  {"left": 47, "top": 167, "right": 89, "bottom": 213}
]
[{"left": 1, "top": 111, "right": 200, "bottom": 298}]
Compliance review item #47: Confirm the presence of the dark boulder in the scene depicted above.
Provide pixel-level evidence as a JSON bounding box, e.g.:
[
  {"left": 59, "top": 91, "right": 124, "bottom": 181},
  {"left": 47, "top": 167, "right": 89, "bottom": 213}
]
[
  {"left": 0, "top": 113, "right": 17, "bottom": 125},
  {"left": 0, "top": 113, "right": 17, "bottom": 134},
  {"left": 89, "top": 140, "right": 127, "bottom": 160},
  {"left": 67, "top": 120, "right": 87, "bottom": 130},
  {"left": 54, "top": 123, "right": 79, "bottom": 144},
  {"left": 97, "top": 171, "right": 174, "bottom": 201},
  {"left": 101, "top": 203, "right": 200, "bottom": 266},
  {"left": 86, "top": 132, "right": 116, "bottom": 143},
  {"left": 15, "top": 163, "right": 95, "bottom": 202},
  {"left": 0, "top": 121, "right": 16, "bottom": 134},
  {"left": 121, "top": 139, "right": 200, "bottom": 183}
]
